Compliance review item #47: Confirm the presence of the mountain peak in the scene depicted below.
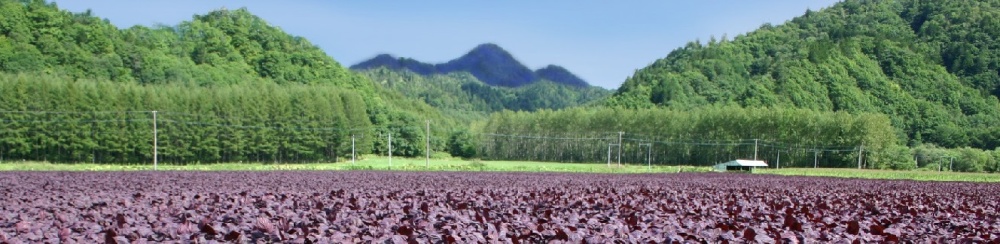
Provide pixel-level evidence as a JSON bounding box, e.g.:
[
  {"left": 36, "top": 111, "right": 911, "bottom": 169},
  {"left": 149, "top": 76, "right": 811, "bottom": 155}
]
[
  {"left": 469, "top": 43, "right": 507, "bottom": 54},
  {"left": 351, "top": 43, "right": 593, "bottom": 88},
  {"left": 450, "top": 43, "right": 519, "bottom": 69},
  {"left": 438, "top": 43, "right": 536, "bottom": 87},
  {"left": 372, "top": 53, "right": 396, "bottom": 59},
  {"left": 350, "top": 53, "right": 436, "bottom": 75}
]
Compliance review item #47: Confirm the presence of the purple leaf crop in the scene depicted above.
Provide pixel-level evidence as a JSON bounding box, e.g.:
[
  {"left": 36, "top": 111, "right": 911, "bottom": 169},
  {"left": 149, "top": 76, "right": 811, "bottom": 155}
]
[{"left": 0, "top": 171, "right": 997, "bottom": 242}]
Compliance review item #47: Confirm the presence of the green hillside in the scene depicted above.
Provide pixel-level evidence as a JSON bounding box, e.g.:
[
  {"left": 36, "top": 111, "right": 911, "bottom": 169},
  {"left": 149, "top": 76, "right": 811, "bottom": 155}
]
[
  {"left": 0, "top": 0, "right": 456, "bottom": 162},
  {"left": 608, "top": 0, "right": 1000, "bottom": 150},
  {"left": 0, "top": 1, "right": 373, "bottom": 88}
]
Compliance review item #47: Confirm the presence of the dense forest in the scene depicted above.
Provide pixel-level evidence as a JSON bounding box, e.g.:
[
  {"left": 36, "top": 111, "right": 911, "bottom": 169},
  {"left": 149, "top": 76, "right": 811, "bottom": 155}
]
[
  {"left": 0, "top": 73, "right": 375, "bottom": 163},
  {"left": 607, "top": 0, "right": 1000, "bottom": 151}
]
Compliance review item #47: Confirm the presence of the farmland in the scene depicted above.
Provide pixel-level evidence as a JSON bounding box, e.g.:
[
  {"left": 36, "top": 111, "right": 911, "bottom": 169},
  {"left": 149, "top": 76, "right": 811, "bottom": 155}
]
[{"left": 1, "top": 171, "right": 998, "bottom": 242}]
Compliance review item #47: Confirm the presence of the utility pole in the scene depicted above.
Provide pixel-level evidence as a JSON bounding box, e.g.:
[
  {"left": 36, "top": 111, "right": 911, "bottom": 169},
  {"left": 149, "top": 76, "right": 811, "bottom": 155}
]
[
  {"left": 813, "top": 149, "right": 819, "bottom": 168},
  {"left": 425, "top": 120, "right": 430, "bottom": 167},
  {"left": 617, "top": 131, "right": 623, "bottom": 167},
  {"left": 388, "top": 132, "right": 392, "bottom": 168},
  {"left": 607, "top": 144, "right": 612, "bottom": 167},
  {"left": 753, "top": 139, "right": 758, "bottom": 160},
  {"left": 639, "top": 143, "right": 652, "bottom": 171},
  {"left": 857, "top": 143, "right": 864, "bottom": 169},
  {"left": 647, "top": 144, "right": 652, "bottom": 171},
  {"left": 949, "top": 157, "right": 953, "bottom": 171},
  {"left": 152, "top": 110, "right": 158, "bottom": 171},
  {"left": 776, "top": 150, "right": 780, "bottom": 169},
  {"left": 351, "top": 134, "right": 356, "bottom": 165}
]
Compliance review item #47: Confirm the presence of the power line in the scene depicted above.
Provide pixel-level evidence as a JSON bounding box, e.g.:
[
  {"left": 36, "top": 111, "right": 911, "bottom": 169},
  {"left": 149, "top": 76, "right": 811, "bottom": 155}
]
[{"left": 0, "top": 110, "right": 151, "bottom": 114}]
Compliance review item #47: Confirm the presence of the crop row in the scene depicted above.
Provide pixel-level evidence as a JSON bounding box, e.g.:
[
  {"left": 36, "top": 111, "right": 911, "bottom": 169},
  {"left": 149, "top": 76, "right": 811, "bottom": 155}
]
[{"left": 0, "top": 171, "right": 998, "bottom": 243}]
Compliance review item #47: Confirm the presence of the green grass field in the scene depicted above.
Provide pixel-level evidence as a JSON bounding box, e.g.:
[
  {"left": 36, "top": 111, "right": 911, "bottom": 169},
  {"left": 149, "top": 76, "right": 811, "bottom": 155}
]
[
  {"left": 2, "top": 157, "right": 998, "bottom": 182},
  {"left": 0, "top": 156, "right": 707, "bottom": 173},
  {"left": 755, "top": 168, "right": 1000, "bottom": 182}
]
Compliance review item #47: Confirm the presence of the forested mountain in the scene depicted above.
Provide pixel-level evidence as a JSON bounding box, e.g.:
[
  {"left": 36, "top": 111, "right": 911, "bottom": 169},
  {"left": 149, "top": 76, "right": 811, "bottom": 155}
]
[
  {"left": 0, "top": 0, "right": 456, "bottom": 161},
  {"left": 351, "top": 44, "right": 611, "bottom": 113},
  {"left": 608, "top": 0, "right": 1000, "bottom": 150},
  {"left": 437, "top": 43, "right": 538, "bottom": 87},
  {"left": 0, "top": 1, "right": 369, "bottom": 89},
  {"left": 351, "top": 43, "right": 598, "bottom": 88},
  {"left": 358, "top": 68, "right": 610, "bottom": 117}
]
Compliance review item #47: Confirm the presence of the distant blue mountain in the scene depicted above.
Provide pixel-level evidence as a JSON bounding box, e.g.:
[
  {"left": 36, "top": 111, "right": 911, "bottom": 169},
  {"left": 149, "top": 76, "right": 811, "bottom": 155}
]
[
  {"left": 350, "top": 43, "right": 592, "bottom": 88},
  {"left": 535, "top": 65, "right": 589, "bottom": 88}
]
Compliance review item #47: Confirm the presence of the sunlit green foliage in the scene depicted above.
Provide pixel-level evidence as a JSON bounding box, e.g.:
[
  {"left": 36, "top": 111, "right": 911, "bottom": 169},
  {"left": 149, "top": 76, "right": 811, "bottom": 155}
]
[
  {"left": 609, "top": 0, "right": 1000, "bottom": 150},
  {"left": 0, "top": 73, "right": 376, "bottom": 163},
  {"left": 0, "top": 1, "right": 368, "bottom": 88}
]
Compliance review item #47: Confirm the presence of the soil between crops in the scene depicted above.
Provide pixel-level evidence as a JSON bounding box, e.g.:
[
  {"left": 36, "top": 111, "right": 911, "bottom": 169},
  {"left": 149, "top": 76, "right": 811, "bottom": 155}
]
[{"left": 1, "top": 171, "right": 998, "bottom": 243}]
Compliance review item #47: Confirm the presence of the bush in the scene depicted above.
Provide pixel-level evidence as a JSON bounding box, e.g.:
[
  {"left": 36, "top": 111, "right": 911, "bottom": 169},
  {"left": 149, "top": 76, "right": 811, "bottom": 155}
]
[
  {"left": 881, "top": 145, "right": 915, "bottom": 170},
  {"left": 448, "top": 130, "right": 479, "bottom": 159}
]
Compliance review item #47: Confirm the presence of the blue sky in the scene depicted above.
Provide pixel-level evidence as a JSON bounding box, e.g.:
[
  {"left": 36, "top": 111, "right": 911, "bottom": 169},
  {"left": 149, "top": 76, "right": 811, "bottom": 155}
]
[{"left": 53, "top": 0, "right": 840, "bottom": 89}]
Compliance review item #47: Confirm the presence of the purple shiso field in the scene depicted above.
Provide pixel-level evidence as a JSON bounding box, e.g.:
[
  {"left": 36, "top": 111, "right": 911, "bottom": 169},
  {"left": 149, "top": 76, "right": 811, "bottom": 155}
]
[{"left": 0, "top": 171, "right": 998, "bottom": 243}]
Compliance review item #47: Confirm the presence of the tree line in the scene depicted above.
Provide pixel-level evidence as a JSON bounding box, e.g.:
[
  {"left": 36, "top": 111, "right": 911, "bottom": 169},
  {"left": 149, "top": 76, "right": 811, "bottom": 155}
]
[{"left": 0, "top": 73, "right": 415, "bottom": 164}]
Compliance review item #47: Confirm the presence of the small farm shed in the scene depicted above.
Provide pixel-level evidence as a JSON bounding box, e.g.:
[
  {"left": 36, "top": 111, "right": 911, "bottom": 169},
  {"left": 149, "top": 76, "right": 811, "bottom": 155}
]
[{"left": 713, "top": 159, "right": 768, "bottom": 172}]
